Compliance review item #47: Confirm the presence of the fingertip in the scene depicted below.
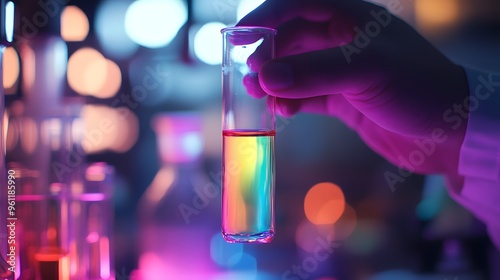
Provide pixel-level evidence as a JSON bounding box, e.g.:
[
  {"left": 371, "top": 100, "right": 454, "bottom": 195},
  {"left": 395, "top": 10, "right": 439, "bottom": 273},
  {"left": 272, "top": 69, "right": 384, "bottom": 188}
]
[
  {"left": 260, "top": 61, "right": 294, "bottom": 93},
  {"left": 246, "top": 38, "right": 274, "bottom": 72},
  {"left": 236, "top": 0, "right": 299, "bottom": 29},
  {"left": 276, "top": 98, "right": 300, "bottom": 117},
  {"left": 243, "top": 74, "right": 268, "bottom": 98}
]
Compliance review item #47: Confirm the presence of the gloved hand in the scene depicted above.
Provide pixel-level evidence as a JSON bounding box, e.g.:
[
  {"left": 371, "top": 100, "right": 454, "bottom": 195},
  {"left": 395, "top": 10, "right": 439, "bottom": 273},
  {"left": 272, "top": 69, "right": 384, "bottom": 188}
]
[{"left": 239, "top": 0, "right": 469, "bottom": 187}]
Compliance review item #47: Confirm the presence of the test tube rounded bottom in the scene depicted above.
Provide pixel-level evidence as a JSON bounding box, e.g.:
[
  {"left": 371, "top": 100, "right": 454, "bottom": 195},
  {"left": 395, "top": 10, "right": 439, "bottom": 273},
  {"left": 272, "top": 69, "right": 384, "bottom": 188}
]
[{"left": 222, "top": 230, "right": 274, "bottom": 244}]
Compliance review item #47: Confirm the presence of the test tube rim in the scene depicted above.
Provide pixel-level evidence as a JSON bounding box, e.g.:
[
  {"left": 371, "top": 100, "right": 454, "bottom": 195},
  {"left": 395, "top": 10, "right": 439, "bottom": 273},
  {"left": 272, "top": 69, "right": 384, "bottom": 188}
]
[{"left": 220, "top": 26, "right": 277, "bottom": 35}]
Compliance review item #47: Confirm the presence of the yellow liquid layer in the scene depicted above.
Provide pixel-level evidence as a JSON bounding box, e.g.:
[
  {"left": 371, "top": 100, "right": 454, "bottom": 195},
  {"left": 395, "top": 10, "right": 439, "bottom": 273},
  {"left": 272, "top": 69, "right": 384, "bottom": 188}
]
[{"left": 222, "top": 130, "right": 275, "bottom": 237}]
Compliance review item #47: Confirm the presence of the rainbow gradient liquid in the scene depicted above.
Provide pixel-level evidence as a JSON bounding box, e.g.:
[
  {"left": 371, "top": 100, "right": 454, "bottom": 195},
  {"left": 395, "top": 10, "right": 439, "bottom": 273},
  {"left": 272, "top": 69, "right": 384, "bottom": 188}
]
[{"left": 222, "top": 129, "right": 275, "bottom": 243}]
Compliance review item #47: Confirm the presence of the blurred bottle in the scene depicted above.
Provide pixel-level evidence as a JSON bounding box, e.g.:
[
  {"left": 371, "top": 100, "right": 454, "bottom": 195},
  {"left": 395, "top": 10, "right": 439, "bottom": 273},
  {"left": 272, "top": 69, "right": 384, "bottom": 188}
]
[
  {"left": 4, "top": 94, "right": 116, "bottom": 280},
  {"left": 13, "top": 7, "right": 69, "bottom": 276},
  {"left": 8, "top": 162, "right": 115, "bottom": 280},
  {"left": 71, "top": 163, "right": 114, "bottom": 280},
  {"left": 135, "top": 112, "right": 219, "bottom": 279},
  {"left": 9, "top": 1, "right": 70, "bottom": 278},
  {"left": 8, "top": 8, "right": 114, "bottom": 274},
  {"left": 5, "top": 97, "right": 82, "bottom": 279},
  {"left": 17, "top": 3, "right": 68, "bottom": 187},
  {"left": 1, "top": 0, "right": 15, "bottom": 279}
]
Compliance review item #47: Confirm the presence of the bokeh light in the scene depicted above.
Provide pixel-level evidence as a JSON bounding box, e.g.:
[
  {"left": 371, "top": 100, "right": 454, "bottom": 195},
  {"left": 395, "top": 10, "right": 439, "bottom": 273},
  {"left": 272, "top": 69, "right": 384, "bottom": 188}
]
[
  {"left": 295, "top": 216, "right": 354, "bottom": 253},
  {"left": 41, "top": 118, "right": 63, "bottom": 151},
  {"left": 125, "top": 0, "right": 187, "bottom": 48},
  {"left": 344, "top": 221, "right": 383, "bottom": 255},
  {"left": 415, "top": 0, "right": 460, "bottom": 31},
  {"left": 5, "top": 118, "right": 18, "bottom": 152},
  {"left": 3, "top": 110, "right": 9, "bottom": 153},
  {"left": 194, "top": 22, "right": 226, "bottom": 65},
  {"left": 237, "top": 0, "right": 265, "bottom": 21},
  {"left": 416, "top": 175, "right": 447, "bottom": 221},
  {"left": 231, "top": 37, "right": 263, "bottom": 67},
  {"left": 109, "top": 107, "right": 139, "bottom": 153},
  {"left": 20, "top": 44, "right": 35, "bottom": 93},
  {"left": 141, "top": 166, "right": 175, "bottom": 205},
  {"left": 5, "top": 1, "right": 14, "bottom": 42},
  {"left": 84, "top": 57, "right": 108, "bottom": 94},
  {"left": 86, "top": 162, "right": 111, "bottom": 182},
  {"left": 416, "top": 198, "right": 440, "bottom": 221},
  {"left": 81, "top": 105, "right": 139, "bottom": 153},
  {"left": 192, "top": 0, "right": 236, "bottom": 23},
  {"left": 210, "top": 233, "right": 243, "bottom": 267},
  {"left": 95, "top": 59, "right": 122, "bottom": 99},
  {"left": 136, "top": 252, "right": 170, "bottom": 280},
  {"left": 61, "top": 6, "right": 89, "bottom": 42},
  {"left": 67, "top": 48, "right": 121, "bottom": 98},
  {"left": 3, "top": 46, "right": 19, "bottom": 94},
  {"left": 152, "top": 112, "right": 204, "bottom": 163},
  {"left": 21, "top": 117, "right": 37, "bottom": 154},
  {"left": 6, "top": 101, "right": 23, "bottom": 152},
  {"left": 95, "top": 0, "right": 139, "bottom": 59},
  {"left": 67, "top": 48, "right": 106, "bottom": 95},
  {"left": 331, "top": 203, "right": 357, "bottom": 241},
  {"left": 304, "top": 182, "right": 345, "bottom": 225},
  {"left": 295, "top": 219, "right": 333, "bottom": 253},
  {"left": 212, "top": 271, "right": 276, "bottom": 280}
]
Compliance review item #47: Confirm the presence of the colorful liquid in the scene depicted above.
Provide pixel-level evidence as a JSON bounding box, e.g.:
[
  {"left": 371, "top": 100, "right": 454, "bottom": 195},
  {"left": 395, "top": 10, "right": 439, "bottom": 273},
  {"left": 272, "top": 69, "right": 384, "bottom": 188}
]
[{"left": 222, "top": 129, "right": 275, "bottom": 243}]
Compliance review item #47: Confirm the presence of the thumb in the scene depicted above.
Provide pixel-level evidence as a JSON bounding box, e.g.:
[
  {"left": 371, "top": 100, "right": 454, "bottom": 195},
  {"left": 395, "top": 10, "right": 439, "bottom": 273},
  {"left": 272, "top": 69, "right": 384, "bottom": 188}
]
[{"left": 259, "top": 47, "right": 380, "bottom": 99}]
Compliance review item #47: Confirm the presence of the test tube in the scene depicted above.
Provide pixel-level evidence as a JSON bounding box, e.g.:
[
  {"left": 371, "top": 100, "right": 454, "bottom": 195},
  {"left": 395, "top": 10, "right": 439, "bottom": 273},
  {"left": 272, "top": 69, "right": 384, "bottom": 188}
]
[
  {"left": 70, "top": 162, "right": 114, "bottom": 280},
  {"left": 221, "top": 27, "right": 277, "bottom": 243}
]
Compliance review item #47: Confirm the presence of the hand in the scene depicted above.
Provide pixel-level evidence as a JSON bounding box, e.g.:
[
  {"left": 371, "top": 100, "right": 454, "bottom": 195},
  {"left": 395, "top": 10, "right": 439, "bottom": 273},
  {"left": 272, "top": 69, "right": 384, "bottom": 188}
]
[{"left": 238, "top": 0, "right": 469, "bottom": 186}]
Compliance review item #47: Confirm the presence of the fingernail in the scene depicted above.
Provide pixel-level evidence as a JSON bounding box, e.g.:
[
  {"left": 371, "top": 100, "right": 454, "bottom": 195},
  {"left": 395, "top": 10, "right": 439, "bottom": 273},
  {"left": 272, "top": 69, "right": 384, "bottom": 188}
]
[{"left": 261, "top": 62, "right": 293, "bottom": 91}]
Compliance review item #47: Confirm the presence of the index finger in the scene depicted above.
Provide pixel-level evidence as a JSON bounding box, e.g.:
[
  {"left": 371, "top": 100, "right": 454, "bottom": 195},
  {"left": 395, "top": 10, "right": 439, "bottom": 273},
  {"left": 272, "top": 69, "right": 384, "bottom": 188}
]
[
  {"left": 237, "top": 0, "right": 376, "bottom": 29},
  {"left": 237, "top": 0, "right": 333, "bottom": 28}
]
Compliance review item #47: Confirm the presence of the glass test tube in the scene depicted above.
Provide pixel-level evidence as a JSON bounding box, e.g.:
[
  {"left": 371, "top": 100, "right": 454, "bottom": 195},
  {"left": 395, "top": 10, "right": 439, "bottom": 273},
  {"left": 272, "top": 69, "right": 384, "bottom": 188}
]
[
  {"left": 221, "top": 27, "right": 277, "bottom": 243},
  {"left": 74, "top": 162, "right": 114, "bottom": 280}
]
